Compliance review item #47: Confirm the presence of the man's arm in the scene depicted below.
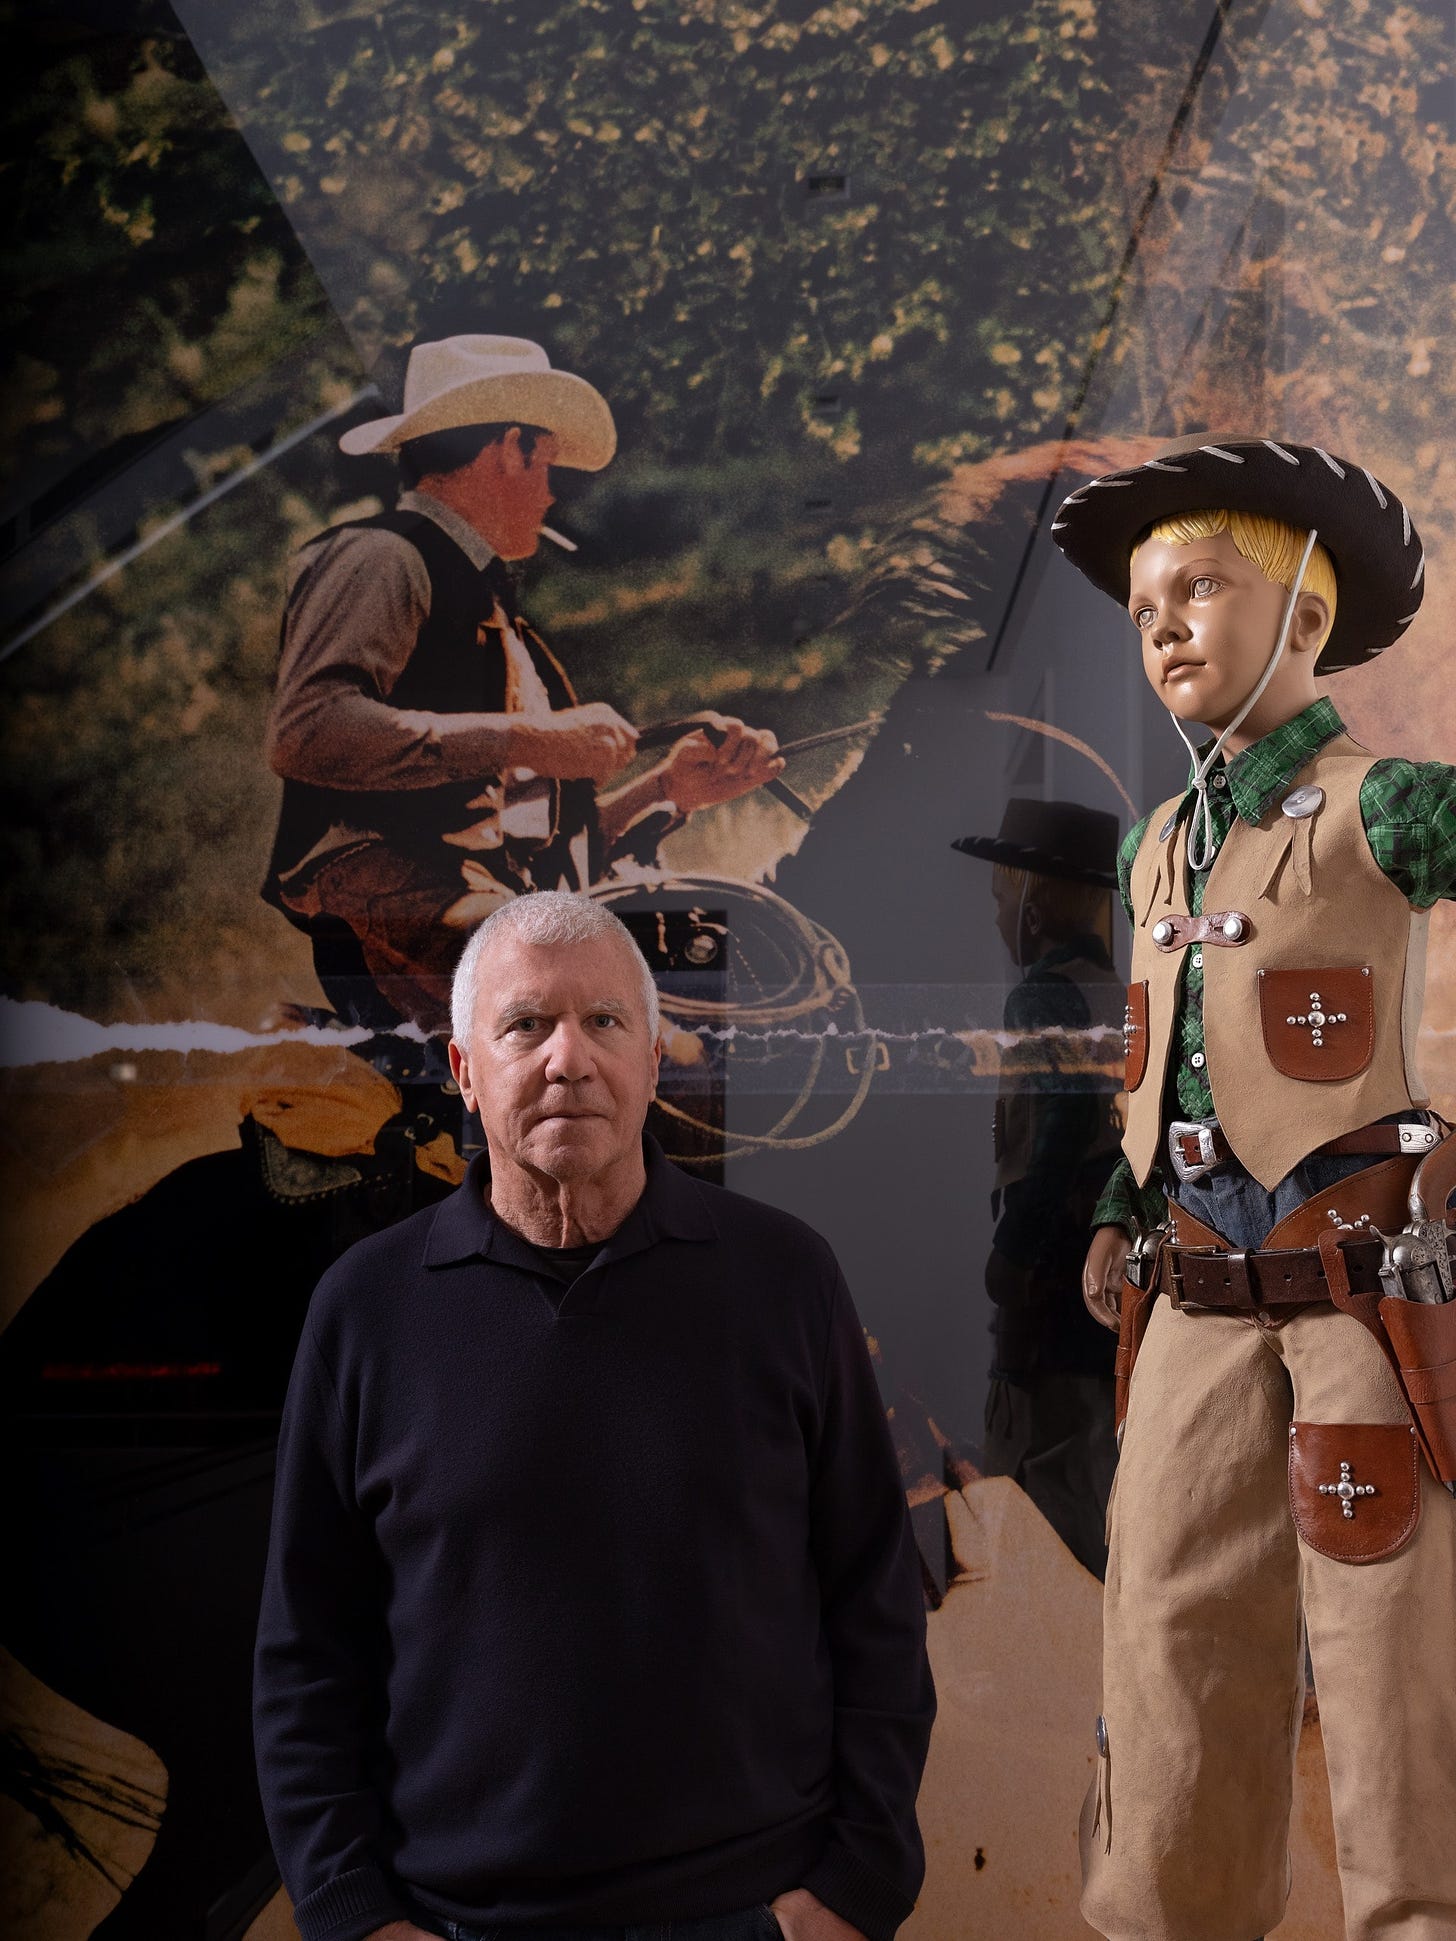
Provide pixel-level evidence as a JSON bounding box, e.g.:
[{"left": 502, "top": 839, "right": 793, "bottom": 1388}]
[
  {"left": 266, "top": 527, "right": 525, "bottom": 790},
  {"left": 254, "top": 1323, "right": 409, "bottom": 1941},
  {"left": 797, "top": 1267, "right": 936, "bottom": 1941}
]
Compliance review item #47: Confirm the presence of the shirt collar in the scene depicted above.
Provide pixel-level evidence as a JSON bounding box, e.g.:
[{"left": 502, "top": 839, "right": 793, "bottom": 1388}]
[
  {"left": 398, "top": 488, "right": 498, "bottom": 574},
  {"left": 1184, "top": 696, "right": 1346, "bottom": 829},
  {"left": 423, "top": 1132, "right": 716, "bottom": 1270}
]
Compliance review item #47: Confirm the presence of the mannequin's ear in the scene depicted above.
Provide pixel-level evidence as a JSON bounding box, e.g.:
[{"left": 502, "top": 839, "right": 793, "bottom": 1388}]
[{"left": 1289, "top": 589, "right": 1331, "bottom": 660}]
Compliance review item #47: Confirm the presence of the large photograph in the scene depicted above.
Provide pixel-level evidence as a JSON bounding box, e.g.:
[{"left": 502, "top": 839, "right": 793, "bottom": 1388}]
[{"left": 4, "top": 3, "right": 1455, "bottom": 1936}]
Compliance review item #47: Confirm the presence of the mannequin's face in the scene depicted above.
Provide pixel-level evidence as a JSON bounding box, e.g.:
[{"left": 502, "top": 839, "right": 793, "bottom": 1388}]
[
  {"left": 1127, "top": 528, "right": 1328, "bottom": 734},
  {"left": 992, "top": 873, "right": 1039, "bottom": 966}
]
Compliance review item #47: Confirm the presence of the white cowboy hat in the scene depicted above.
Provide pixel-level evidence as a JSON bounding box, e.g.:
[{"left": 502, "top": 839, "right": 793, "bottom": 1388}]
[{"left": 339, "top": 335, "right": 616, "bottom": 470}]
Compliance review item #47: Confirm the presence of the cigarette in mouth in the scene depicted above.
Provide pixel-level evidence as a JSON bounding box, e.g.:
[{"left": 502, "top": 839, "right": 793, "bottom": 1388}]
[{"left": 541, "top": 525, "right": 578, "bottom": 553}]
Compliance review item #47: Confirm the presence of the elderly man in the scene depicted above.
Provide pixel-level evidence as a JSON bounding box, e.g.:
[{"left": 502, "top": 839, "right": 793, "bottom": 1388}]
[
  {"left": 253, "top": 891, "right": 935, "bottom": 1941},
  {"left": 262, "top": 335, "right": 781, "bottom": 1028}
]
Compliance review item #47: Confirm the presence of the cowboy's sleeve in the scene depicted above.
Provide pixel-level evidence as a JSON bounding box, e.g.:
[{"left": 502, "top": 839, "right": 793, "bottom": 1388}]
[
  {"left": 1360, "top": 758, "right": 1456, "bottom": 907},
  {"left": 265, "top": 526, "right": 520, "bottom": 790}
]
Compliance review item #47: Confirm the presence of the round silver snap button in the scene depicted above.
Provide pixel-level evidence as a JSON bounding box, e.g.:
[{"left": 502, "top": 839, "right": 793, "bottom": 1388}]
[{"left": 1281, "top": 784, "right": 1325, "bottom": 820}]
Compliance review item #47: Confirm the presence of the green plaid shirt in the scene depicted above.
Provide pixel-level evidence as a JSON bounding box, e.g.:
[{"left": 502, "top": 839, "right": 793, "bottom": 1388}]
[{"left": 1094, "top": 696, "right": 1456, "bottom": 1234}]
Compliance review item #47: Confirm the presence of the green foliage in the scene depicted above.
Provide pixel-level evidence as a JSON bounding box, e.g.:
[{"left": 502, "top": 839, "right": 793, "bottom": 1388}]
[
  {"left": 1, "top": 6, "right": 333, "bottom": 508},
  {"left": 196, "top": 0, "right": 1133, "bottom": 472}
]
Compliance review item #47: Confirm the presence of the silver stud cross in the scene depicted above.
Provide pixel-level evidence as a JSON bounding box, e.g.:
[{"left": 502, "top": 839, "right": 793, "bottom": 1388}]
[
  {"left": 1284, "top": 989, "right": 1348, "bottom": 1050},
  {"left": 1318, "top": 1459, "right": 1377, "bottom": 1519}
]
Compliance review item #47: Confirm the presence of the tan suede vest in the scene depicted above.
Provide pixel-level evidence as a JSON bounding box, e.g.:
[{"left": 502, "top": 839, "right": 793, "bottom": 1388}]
[{"left": 1123, "top": 734, "right": 1429, "bottom": 1190}]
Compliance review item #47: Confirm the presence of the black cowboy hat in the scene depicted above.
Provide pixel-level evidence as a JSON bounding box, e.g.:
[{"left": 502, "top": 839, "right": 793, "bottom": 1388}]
[
  {"left": 1049, "top": 435, "right": 1425, "bottom": 672},
  {"left": 953, "top": 798, "right": 1120, "bottom": 890}
]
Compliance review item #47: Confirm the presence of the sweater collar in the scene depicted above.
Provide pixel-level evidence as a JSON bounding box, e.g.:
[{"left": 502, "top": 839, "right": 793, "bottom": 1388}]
[{"left": 424, "top": 1131, "right": 716, "bottom": 1269}]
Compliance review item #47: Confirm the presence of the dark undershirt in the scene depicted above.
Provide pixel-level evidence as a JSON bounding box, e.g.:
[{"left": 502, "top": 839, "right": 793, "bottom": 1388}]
[
  {"left": 522, "top": 1237, "right": 600, "bottom": 1281},
  {"left": 485, "top": 1215, "right": 607, "bottom": 1299}
]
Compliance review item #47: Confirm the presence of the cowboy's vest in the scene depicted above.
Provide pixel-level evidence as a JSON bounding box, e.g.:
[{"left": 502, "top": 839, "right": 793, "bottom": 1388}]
[
  {"left": 994, "top": 944, "right": 1124, "bottom": 1195},
  {"left": 1123, "top": 734, "right": 1430, "bottom": 1191},
  {"left": 263, "top": 510, "right": 600, "bottom": 917}
]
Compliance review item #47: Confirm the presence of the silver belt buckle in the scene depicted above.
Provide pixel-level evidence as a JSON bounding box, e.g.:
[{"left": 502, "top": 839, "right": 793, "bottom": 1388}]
[{"left": 1168, "top": 1120, "right": 1220, "bottom": 1185}]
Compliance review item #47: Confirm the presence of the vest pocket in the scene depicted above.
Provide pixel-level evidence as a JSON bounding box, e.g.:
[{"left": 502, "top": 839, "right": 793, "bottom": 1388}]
[
  {"left": 1123, "top": 981, "right": 1149, "bottom": 1093},
  {"left": 1256, "top": 965, "right": 1375, "bottom": 1081}
]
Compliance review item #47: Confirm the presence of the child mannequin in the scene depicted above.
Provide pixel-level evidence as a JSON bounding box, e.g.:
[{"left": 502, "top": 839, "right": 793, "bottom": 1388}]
[{"left": 1051, "top": 437, "right": 1456, "bottom": 1941}]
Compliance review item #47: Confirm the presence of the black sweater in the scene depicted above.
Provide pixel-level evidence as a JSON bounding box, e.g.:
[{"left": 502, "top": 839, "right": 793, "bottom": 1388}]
[{"left": 253, "top": 1138, "right": 934, "bottom": 1941}]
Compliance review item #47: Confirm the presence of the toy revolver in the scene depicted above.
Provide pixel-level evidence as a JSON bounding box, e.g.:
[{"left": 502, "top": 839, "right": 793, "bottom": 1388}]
[
  {"left": 1376, "top": 1124, "right": 1456, "bottom": 1306},
  {"left": 1369, "top": 1126, "right": 1456, "bottom": 1493}
]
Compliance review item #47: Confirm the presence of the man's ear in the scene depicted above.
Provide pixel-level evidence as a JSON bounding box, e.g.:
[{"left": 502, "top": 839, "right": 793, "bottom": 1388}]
[
  {"left": 448, "top": 1037, "right": 478, "bottom": 1113},
  {"left": 496, "top": 423, "right": 529, "bottom": 474},
  {"left": 1289, "top": 589, "right": 1331, "bottom": 659}
]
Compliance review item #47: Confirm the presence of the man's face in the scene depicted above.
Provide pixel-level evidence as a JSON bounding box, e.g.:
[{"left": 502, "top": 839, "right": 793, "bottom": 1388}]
[
  {"left": 463, "top": 427, "right": 559, "bottom": 559},
  {"left": 449, "top": 930, "right": 660, "bottom": 1186},
  {"left": 1127, "top": 527, "right": 1318, "bottom": 728}
]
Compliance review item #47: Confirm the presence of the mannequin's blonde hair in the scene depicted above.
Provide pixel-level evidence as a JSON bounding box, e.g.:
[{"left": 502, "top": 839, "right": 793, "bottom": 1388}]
[
  {"left": 992, "top": 862, "right": 1114, "bottom": 957},
  {"left": 1133, "top": 508, "right": 1338, "bottom": 654}
]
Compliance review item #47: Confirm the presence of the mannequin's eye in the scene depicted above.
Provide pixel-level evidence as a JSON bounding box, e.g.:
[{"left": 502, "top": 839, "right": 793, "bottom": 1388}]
[
  {"left": 1190, "top": 575, "right": 1220, "bottom": 598},
  {"left": 1132, "top": 605, "right": 1156, "bottom": 629}
]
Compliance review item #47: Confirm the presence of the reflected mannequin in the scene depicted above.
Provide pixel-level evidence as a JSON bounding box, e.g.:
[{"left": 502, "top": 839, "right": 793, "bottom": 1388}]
[{"left": 953, "top": 799, "right": 1123, "bottom": 1577}]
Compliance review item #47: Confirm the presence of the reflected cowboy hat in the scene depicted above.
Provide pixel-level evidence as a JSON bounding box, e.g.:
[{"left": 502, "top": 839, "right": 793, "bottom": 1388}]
[
  {"left": 1049, "top": 434, "right": 1425, "bottom": 672},
  {"left": 953, "top": 798, "right": 1120, "bottom": 890},
  {"left": 339, "top": 335, "right": 617, "bottom": 470}
]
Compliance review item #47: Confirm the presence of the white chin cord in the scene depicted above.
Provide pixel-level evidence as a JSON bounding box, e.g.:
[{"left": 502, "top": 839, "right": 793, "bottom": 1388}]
[{"left": 1168, "top": 525, "right": 1319, "bottom": 872}]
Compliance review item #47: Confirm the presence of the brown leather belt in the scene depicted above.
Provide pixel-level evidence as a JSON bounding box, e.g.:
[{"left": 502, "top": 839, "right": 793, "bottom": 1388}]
[
  {"left": 1170, "top": 1119, "right": 1435, "bottom": 1179},
  {"left": 1158, "top": 1237, "right": 1384, "bottom": 1311},
  {"left": 1158, "top": 1232, "right": 1456, "bottom": 1313}
]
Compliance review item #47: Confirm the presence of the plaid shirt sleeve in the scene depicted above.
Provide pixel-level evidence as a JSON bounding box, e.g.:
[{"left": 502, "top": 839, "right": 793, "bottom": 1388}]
[
  {"left": 1092, "top": 1154, "right": 1169, "bottom": 1237},
  {"left": 1360, "top": 758, "right": 1456, "bottom": 908}
]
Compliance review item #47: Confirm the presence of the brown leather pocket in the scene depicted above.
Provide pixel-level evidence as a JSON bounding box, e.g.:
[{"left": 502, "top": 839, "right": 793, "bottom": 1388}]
[
  {"left": 1287, "top": 1420, "right": 1421, "bottom": 1561},
  {"left": 1114, "top": 1281, "right": 1156, "bottom": 1432},
  {"left": 1257, "top": 965, "right": 1375, "bottom": 1081},
  {"left": 1123, "top": 981, "right": 1149, "bottom": 1093},
  {"left": 1378, "top": 1294, "right": 1456, "bottom": 1486}
]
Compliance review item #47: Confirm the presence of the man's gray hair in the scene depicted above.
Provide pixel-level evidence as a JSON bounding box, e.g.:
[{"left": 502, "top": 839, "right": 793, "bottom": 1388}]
[{"left": 450, "top": 891, "right": 661, "bottom": 1044}]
